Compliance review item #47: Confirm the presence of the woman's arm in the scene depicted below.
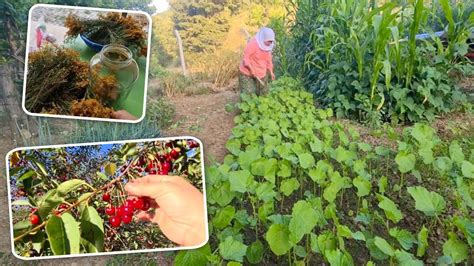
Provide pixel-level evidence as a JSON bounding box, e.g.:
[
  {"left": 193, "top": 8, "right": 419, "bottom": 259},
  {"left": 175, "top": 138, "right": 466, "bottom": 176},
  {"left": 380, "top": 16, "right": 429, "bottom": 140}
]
[
  {"left": 242, "top": 40, "right": 257, "bottom": 76},
  {"left": 268, "top": 55, "right": 275, "bottom": 80}
]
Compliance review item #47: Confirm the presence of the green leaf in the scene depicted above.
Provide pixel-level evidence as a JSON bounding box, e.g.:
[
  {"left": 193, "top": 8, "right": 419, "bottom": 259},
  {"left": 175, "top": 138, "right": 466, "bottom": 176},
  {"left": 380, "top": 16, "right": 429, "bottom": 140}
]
[
  {"left": 13, "top": 220, "right": 32, "bottom": 237},
  {"left": 57, "top": 179, "right": 87, "bottom": 197},
  {"left": 228, "top": 170, "right": 253, "bottom": 193},
  {"left": 389, "top": 228, "right": 416, "bottom": 250},
  {"left": 213, "top": 206, "right": 235, "bottom": 230},
  {"left": 434, "top": 157, "right": 453, "bottom": 173},
  {"left": 277, "top": 160, "right": 292, "bottom": 178},
  {"left": 374, "top": 236, "right": 395, "bottom": 257},
  {"left": 238, "top": 147, "right": 261, "bottom": 170},
  {"left": 104, "top": 163, "right": 117, "bottom": 176},
  {"left": 258, "top": 201, "right": 274, "bottom": 222},
  {"left": 310, "top": 138, "right": 323, "bottom": 153},
  {"left": 280, "top": 178, "right": 300, "bottom": 197},
  {"left": 394, "top": 250, "right": 423, "bottom": 266},
  {"left": 38, "top": 189, "right": 64, "bottom": 220},
  {"left": 266, "top": 224, "right": 293, "bottom": 256},
  {"left": 209, "top": 181, "right": 236, "bottom": 207},
  {"left": 442, "top": 232, "right": 468, "bottom": 263},
  {"left": 256, "top": 182, "right": 277, "bottom": 202},
  {"left": 378, "top": 176, "right": 388, "bottom": 194},
  {"left": 395, "top": 152, "right": 416, "bottom": 173},
  {"left": 289, "top": 201, "right": 318, "bottom": 244},
  {"left": 407, "top": 186, "right": 446, "bottom": 217},
  {"left": 449, "top": 141, "right": 464, "bottom": 164},
  {"left": 11, "top": 199, "right": 32, "bottom": 206},
  {"left": 60, "top": 212, "right": 80, "bottom": 254},
  {"left": 454, "top": 217, "right": 474, "bottom": 247},
  {"left": 78, "top": 192, "right": 93, "bottom": 214},
  {"left": 226, "top": 139, "right": 241, "bottom": 155},
  {"left": 175, "top": 243, "right": 211, "bottom": 266},
  {"left": 80, "top": 206, "right": 104, "bottom": 253},
  {"left": 45, "top": 215, "right": 68, "bottom": 255},
  {"left": 298, "top": 153, "right": 315, "bottom": 169},
  {"left": 416, "top": 225, "right": 428, "bottom": 257},
  {"left": 353, "top": 176, "right": 371, "bottom": 198},
  {"left": 219, "top": 236, "right": 247, "bottom": 262},
  {"left": 366, "top": 238, "right": 389, "bottom": 260},
  {"left": 251, "top": 158, "right": 277, "bottom": 183},
  {"left": 246, "top": 240, "right": 264, "bottom": 264},
  {"left": 377, "top": 195, "right": 403, "bottom": 223},
  {"left": 461, "top": 161, "right": 473, "bottom": 179},
  {"left": 411, "top": 124, "right": 436, "bottom": 145},
  {"left": 17, "top": 170, "right": 36, "bottom": 183},
  {"left": 326, "top": 249, "right": 354, "bottom": 266},
  {"left": 96, "top": 172, "right": 108, "bottom": 181},
  {"left": 418, "top": 147, "right": 434, "bottom": 164},
  {"left": 337, "top": 225, "right": 353, "bottom": 239},
  {"left": 34, "top": 161, "right": 48, "bottom": 176},
  {"left": 323, "top": 173, "right": 346, "bottom": 203}
]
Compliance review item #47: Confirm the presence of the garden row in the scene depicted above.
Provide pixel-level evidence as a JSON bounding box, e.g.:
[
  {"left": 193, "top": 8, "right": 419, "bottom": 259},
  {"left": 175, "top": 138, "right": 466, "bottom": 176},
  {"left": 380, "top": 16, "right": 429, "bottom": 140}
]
[{"left": 175, "top": 77, "right": 473, "bottom": 265}]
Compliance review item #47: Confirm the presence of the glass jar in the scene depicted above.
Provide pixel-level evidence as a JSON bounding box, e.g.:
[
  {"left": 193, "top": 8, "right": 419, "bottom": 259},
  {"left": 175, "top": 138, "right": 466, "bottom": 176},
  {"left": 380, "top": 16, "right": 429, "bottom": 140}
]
[{"left": 89, "top": 44, "right": 139, "bottom": 106}]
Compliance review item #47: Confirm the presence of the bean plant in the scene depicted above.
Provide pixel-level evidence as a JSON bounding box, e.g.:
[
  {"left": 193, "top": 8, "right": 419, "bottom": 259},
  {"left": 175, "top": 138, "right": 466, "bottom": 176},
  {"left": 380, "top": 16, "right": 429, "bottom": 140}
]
[{"left": 176, "top": 77, "right": 473, "bottom": 265}]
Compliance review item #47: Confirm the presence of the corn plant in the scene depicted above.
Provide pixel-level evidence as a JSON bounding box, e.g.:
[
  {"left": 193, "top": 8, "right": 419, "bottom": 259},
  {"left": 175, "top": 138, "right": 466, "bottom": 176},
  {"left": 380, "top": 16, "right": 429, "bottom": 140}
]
[{"left": 281, "top": 0, "right": 472, "bottom": 125}]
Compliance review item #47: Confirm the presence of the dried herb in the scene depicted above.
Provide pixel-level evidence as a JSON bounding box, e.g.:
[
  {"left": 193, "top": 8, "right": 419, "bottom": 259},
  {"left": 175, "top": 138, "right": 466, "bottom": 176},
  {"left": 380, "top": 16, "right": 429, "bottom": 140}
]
[
  {"left": 65, "top": 12, "right": 148, "bottom": 56},
  {"left": 25, "top": 46, "right": 119, "bottom": 118},
  {"left": 26, "top": 47, "right": 89, "bottom": 114},
  {"left": 71, "top": 99, "right": 114, "bottom": 118}
]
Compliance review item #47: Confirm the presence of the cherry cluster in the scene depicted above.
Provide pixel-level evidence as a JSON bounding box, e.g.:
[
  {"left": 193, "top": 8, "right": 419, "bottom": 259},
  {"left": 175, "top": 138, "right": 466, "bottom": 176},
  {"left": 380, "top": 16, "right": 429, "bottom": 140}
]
[{"left": 103, "top": 193, "right": 151, "bottom": 228}]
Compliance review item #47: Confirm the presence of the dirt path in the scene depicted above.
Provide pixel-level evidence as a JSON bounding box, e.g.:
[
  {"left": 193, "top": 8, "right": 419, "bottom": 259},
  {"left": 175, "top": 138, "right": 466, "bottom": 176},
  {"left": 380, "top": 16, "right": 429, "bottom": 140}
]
[{"left": 162, "top": 90, "right": 240, "bottom": 164}]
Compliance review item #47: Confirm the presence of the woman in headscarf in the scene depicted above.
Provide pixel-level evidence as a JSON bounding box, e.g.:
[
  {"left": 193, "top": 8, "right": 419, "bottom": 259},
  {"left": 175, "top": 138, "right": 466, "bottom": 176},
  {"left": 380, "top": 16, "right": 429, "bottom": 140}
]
[{"left": 239, "top": 27, "right": 276, "bottom": 96}]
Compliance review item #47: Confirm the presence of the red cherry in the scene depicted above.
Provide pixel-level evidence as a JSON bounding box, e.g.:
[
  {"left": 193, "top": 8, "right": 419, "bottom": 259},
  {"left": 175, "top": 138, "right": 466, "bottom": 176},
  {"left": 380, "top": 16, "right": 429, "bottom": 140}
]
[
  {"left": 109, "top": 216, "right": 121, "bottom": 227},
  {"left": 146, "top": 161, "right": 153, "bottom": 171},
  {"left": 162, "top": 161, "right": 171, "bottom": 171},
  {"left": 123, "top": 206, "right": 134, "bottom": 215},
  {"left": 170, "top": 148, "right": 180, "bottom": 159},
  {"left": 141, "top": 200, "right": 151, "bottom": 211},
  {"left": 132, "top": 198, "right": 144, "bottom": 210},
  {"left": 102, "top": 193, "right": 111, "bottom": 202},
  {"left": 116, "top": 206, "right": 125, "bottom": 217},
  {"left": 124, "top": 199, "right": 134, "bottom": 209},
  {"left": 122, "top": 214, "right": 133, "bottom": 224},
  {"left": 158, "top": 170, "right": 168, "bottom": 175},
  {"left": 149, "top": 169, "right": 157, "bottom": 175},
  {"left": 105, "top": 206, "right": 115, "bottom": 216},
  {"left": 30, "top": 214, "right": 40, "bottom": 225},
  {"left": 188, "top": 140, "right": 199, "bottom": 148}
]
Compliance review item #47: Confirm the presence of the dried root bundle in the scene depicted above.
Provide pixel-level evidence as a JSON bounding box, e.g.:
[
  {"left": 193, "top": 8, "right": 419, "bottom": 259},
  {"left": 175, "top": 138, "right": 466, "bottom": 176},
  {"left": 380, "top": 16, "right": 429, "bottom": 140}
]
[
  {"left": 26, "top": 46, "right": 119, "bottom": 118},
  {"left": 26, "top": 47, "right": 89, "bottom": 114}
]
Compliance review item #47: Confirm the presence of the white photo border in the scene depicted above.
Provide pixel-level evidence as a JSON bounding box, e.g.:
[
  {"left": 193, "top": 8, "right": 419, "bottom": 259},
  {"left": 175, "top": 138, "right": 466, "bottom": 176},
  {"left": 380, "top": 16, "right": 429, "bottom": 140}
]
[
  {"left": 21, "top": 4, "right": 153, "bottom": 124},
  {"left": 5, "top": 136, "right": 209, "bottom": 260}
]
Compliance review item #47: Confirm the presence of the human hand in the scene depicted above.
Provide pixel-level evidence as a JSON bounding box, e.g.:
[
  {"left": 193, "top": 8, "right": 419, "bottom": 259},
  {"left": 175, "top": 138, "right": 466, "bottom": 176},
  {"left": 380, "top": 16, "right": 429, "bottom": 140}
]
[
  {"left": 270, "top": 72, "right": 276, "bottom": 81},
  {"left": 112, "top": 110, "right": 137, "bottom": 120},
  {"left": 124, "top": 175, "right": 207, "bottom": 247}
]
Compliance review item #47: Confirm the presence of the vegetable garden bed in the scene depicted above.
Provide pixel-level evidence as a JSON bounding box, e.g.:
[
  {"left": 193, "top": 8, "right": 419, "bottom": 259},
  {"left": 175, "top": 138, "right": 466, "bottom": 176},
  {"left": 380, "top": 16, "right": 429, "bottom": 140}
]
[{"left": 175, "top": 77, "right": 473, "bottom": 265}]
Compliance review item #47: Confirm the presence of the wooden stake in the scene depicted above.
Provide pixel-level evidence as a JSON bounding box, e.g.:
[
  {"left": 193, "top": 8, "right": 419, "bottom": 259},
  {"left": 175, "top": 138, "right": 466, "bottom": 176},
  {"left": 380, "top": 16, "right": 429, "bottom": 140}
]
[{"left": 174, "top": 29, "right": 188, "bottom": 76}]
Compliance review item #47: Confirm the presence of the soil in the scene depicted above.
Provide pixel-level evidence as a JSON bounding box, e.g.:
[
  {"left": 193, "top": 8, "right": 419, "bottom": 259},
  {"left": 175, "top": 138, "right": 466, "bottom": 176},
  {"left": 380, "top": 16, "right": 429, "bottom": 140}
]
[{"left": 161, "top": 90, "right": 240, "bottom": 164}]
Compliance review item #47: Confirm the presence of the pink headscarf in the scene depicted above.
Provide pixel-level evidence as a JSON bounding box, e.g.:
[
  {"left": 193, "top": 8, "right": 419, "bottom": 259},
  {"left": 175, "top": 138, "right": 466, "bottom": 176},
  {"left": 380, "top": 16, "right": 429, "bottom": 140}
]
[{"left": 255, "top": 27, "right": 275, "bottom": 52}]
